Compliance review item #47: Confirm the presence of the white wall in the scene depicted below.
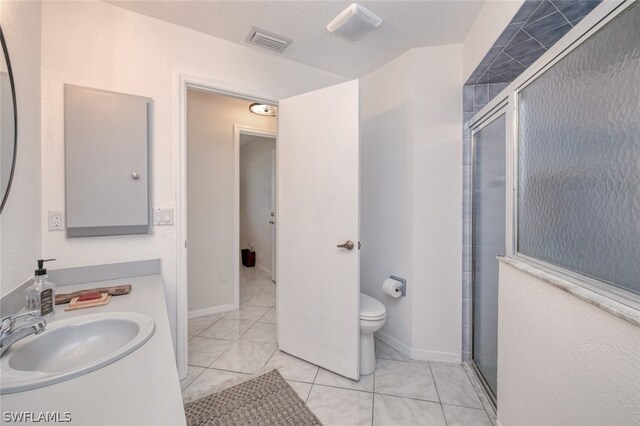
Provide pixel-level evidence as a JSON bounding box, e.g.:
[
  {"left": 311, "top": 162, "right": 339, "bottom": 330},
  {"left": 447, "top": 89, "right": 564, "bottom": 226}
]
[
  {"left": 240, "top": 136, "right": 276, "bottom": 274},
  {"left": 360, "top": 45, "right": 463, "bottom": 362},
  {"left": 39, "top": 1, "right": 345, "bottom": 340},
  {"left": 409, "top": 45, "right": 463, "bottom": 360},
  {"left": 187, "top": 91, "right": 276, "bottom": 313},
  {"left": 462, "top": 0, "right": 525, "bottom": 81},
  {"left": 0, "top": 0, "right": 42, "bottom": 297},
  {"left": 498, "top": 261, "right": 640, "bottom": 426},
  {"left": 360, "top": 49, "right": 414, "bottom": 351}
]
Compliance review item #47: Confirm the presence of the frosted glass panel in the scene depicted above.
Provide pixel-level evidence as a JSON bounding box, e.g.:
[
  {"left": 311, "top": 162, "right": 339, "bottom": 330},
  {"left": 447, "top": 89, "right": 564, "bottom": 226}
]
[
  {"left": 472, "top": 113, "right": 506, "bottom": 398},
  {"left": 518, "top": 2, "right": 640, "bottom": 295}
]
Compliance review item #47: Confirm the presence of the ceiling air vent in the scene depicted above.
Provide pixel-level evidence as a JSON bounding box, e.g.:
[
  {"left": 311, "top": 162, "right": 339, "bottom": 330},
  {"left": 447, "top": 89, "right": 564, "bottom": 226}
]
[{"left": 246, "top": 27, "right": 292, "bottom": 53}]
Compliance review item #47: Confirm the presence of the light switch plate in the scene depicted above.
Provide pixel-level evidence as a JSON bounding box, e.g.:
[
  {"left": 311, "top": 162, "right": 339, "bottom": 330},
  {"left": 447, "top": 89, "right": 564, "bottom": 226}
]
[
  {"left": 154, "top": 208, "right": 174, "bottom": 226},
  {"left": 48, "top": 211, "right": 65, "bottom": 231}
]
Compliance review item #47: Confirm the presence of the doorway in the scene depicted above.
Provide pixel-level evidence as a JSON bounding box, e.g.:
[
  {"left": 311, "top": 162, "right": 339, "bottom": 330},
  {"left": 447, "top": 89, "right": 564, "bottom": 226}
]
[
  {"left": 177, "top": 75, "right": 361, "bottom": 382},
  {"left": 183, "top": 87, "right": 278, "bottom": 373},
  {"left": 239, "top": 130, "right": 277, "bottom": 282},
  {"left": 184, "top": 89, "right": 276, "bottom": 317}
]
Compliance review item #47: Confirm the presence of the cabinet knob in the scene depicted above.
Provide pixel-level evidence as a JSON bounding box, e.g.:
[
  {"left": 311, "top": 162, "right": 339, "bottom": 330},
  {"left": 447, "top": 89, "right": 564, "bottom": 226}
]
[{"left": 131, "top": 172, "right": 140, "bottom": 180}]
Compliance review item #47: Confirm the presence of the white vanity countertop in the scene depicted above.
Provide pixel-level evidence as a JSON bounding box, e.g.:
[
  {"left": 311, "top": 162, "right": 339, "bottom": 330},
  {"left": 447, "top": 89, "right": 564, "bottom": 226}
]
[{"left": 1, "top": 274, "right": 187, "bottom": 426}]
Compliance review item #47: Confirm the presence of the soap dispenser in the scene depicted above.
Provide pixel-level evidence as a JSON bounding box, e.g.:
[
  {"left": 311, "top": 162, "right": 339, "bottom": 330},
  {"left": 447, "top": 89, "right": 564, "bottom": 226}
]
[{"left": 25, "top": 259, "right": 57, "bottom": 317}]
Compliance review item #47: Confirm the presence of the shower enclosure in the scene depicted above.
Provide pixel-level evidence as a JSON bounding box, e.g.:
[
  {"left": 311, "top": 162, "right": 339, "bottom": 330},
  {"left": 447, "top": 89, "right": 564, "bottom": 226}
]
[
  {"left": 466, "top": 0, "right": 639, "bottom": 410},
  {"left": 471, "top": 109, "right": 507, "bottom": 405}
]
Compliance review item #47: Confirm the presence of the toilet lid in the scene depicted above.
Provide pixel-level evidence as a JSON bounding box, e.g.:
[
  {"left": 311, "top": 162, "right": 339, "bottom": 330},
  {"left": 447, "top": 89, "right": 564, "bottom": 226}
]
[{"left": 360, "top": 293, "right": 386, "bottom": 319}]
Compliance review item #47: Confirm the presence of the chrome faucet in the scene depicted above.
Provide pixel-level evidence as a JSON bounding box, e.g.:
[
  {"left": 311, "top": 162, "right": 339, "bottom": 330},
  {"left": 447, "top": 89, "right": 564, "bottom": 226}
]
[{"left": 0, "top": 310, "right": 47, "bottom": 357}]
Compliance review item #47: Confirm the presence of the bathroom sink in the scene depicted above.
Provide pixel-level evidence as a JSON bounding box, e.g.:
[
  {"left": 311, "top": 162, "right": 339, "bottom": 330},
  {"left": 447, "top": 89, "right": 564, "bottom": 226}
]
[{"left": 0, "top": 312, "right": 155, "bottom": 394}]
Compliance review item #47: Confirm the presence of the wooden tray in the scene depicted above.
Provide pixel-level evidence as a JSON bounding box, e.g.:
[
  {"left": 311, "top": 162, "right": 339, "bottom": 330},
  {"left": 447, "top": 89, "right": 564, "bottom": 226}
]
[{"left": 65, "top": 293, "right": 112, "bottom": 311}]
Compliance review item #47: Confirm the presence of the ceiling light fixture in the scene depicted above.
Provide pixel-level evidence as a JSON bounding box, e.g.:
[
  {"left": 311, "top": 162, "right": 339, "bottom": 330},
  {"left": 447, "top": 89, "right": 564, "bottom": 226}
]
[
  {"left": 327, "top": 3, "right": 383, "bottom": 43},
  {"left": 249, "top": 103, "right": 277, "bottom": 117}
]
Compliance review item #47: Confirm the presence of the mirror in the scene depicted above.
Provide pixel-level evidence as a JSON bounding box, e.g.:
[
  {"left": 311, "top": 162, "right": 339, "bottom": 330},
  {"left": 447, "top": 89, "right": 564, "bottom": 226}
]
[{"left": 0, "top": 26, "right": 17, "bottom": 214}]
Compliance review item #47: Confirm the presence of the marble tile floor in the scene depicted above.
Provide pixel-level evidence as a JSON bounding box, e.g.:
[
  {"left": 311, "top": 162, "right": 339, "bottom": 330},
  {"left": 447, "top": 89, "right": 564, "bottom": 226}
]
[{"left": 184, "top": 267, "right": 494, "bottom": 425}]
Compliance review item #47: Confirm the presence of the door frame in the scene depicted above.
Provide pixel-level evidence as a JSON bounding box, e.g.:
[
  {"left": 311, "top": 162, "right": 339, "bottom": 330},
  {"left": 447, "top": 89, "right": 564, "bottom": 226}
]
[
  {"left": 270, "top": 150, "right": 277, "bottom": 281},
  {"left": 176, "top": 72, "right": 278, "bottom": 379},
  {"left": 234, "top": 125, "right": 277, "bottom": 287}
]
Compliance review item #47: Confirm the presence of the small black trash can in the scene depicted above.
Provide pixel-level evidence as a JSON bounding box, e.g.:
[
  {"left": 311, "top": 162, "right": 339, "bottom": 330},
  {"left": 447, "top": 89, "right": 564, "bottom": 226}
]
[{"left": 241, "top": 249, "right": 256, "bottom": 267}]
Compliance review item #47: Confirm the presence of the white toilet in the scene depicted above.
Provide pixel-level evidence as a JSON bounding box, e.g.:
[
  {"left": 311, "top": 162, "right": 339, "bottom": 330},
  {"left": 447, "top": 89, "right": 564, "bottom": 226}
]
[{"left": 359, "top": 292, "right": 387, "bottom": 375}]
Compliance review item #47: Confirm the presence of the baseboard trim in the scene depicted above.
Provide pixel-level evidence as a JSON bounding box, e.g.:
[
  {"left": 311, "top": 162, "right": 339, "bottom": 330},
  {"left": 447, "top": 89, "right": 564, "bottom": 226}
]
[
  {"left": 188, "top": 303, "right": 237, "bottom": 319},
  {"left": 375, "top": 330, "right": 462, "bottom": 363},
  {"left": 375, "top": 331, "right": 413, "bottom": 358},
  {"left": 410, "top": 347, "right": 462, "bottom": 363},
  {"left": 255, "top": 263, "right": 272, "bottom": 276}
]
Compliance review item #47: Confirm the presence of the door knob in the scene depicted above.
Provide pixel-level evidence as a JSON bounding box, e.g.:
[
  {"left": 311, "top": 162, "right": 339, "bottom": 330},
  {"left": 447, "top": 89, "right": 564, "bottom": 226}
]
[{"left": 337, "top": 240, "right": 355, "bottom": 250}]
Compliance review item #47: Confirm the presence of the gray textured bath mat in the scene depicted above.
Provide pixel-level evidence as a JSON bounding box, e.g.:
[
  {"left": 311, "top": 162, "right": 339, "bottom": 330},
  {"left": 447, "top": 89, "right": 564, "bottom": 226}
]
[{"left": 184, "top": 369, "right": 322, "bottom": 426}]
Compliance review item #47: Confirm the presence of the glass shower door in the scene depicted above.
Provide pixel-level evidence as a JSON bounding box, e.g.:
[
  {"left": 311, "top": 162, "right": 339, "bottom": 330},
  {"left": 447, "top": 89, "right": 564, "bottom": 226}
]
[{"left": 471, "top": 111, "right": 506, "bottom": 403}]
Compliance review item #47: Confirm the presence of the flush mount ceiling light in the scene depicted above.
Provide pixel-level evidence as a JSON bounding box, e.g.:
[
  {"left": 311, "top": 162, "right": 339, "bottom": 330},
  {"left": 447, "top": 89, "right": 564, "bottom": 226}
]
[
  {"left": 249, "top": 103, "right": 277, "bottom": 117},
  {"left": 327, "top": 3, "right": 383, "bottom": 43}
]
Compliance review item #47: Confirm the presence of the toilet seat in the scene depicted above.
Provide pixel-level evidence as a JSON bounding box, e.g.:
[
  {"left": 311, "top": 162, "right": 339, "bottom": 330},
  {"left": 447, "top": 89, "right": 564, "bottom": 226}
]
[
  {"left": 360, "top": 293, "right": 386, "bottom": 320},
  {"left": 361, "top": 313, "right": 386, "bottom": 321}
]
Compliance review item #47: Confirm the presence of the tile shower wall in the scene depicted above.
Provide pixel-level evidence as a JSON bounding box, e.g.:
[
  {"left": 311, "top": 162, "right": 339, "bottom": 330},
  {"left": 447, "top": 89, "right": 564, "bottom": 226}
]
[
  {"left": 461, "top": 0, "right": 602, "bottom": 360},
  {"left": 467, "top": 0, "right": 602, "bottom": 85}
]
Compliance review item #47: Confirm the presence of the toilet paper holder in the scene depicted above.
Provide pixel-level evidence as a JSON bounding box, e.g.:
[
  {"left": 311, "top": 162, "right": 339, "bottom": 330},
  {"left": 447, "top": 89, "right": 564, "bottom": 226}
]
[{"left": 389, "top": 275, "right": 407, "bottom": 296}]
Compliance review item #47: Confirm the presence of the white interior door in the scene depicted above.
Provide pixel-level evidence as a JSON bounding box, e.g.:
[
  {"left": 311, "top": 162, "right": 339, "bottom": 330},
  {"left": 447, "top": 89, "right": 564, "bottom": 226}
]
[{"left": 278, "top": 80, "right": 360, "bottom": 380}]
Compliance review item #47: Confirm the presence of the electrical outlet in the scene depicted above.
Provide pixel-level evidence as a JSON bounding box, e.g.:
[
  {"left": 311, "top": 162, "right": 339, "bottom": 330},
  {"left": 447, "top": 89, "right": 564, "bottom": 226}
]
[{"left": 48, "top": 211, "right": 65, "bottom": 231}]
